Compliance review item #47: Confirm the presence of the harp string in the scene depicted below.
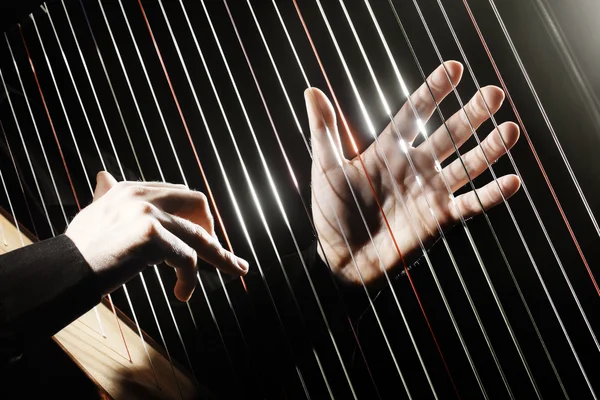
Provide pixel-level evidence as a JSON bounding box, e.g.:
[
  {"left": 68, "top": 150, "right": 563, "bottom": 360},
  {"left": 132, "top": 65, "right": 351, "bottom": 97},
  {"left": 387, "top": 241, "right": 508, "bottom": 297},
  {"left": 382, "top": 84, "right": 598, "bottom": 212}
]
[
  {"left": 263, "top": 2, "right": 418, "bottom": 396},
  {"left": 94, "top": 1, "right": 240, "bottom": 395},
  {"left": 243, "top": 1, "right": 381, "bottom": 396},
  {"left": 364, "top": 1, "right": 574, "bottom": 398},
  {"left": 292, "top": 1, "right": 464, "bottom": 397},
  {"left": 461, "top": 0, "right": 600, "bottom": 298},
  {"left": 131, "top": 0, "right": 316, "bottom": 395},
  {"left": 97, "top": 0, "right": 244, "bottom": 389},
  {"left": 26, "top": 12, "right": 165, "bottom": 387},
  {"left": 426, "top": 3, "right": 600, "bottom": 351},
  {"left": 159, "top": 0, "right": 335, "bottom": 394},
  {"left": 418, "top": 3, "right": 598, "bottom": 382},
  {"left": 485, "top": 0, "right": 600, "bottom": 262},
  {"left": 420, "top": 0, "right": 600, "bottom": 358},
  {"left": 4, "top": 23, "right": 134, "bottom": 365},
  {"left": 97, "top": 0, "right": 248, "bottom": 387},
  {"left": 335, "top": 0, "right": 499, "bottom": 396},
  {"left": 383, "top": 2, "right": 589, "bottom": 398},
  {"left": 0, "top": 120, "right": 40, "bottom": 239},
  {"left": 60, "top": 0, "right": 200, "bottom": 387},
  {"left": 0, "top": 123, "right": 23, "bottom": 247},
  {"left": 219, "top": 0, "right": 371, "bottom": 395}
]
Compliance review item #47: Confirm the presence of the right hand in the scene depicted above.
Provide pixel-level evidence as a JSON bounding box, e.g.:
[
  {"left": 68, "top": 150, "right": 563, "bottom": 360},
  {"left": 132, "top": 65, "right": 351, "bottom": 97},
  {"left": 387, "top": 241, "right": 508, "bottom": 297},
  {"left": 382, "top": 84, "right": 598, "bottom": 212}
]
[{"left": 65, "top": 171, "right": 249, "bottom": 302}]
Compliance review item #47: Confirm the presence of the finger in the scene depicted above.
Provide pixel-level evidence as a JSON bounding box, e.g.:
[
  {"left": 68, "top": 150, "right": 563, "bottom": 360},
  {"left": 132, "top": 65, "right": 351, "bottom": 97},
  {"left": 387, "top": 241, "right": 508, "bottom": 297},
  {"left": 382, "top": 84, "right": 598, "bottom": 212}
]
[
  {"left": 419, "top": 86, "right": 505, "bottom": 162},
  {"left": 379, "top": 61, "right": 463, "bottom": 144},
  {"left": 444, "top": 122, "right": 520, "bottom": 192},
  {"left": 117, "top": 181, "right": 189, "bottom": 190},
  {"left": 305, "top": 87, "right": 345, "bottom": 173},
  {"left": 93, "top": 171, "right": 118, "bottom": 201},
  {"left": 448, "top": 174, "right": 521, "bottom": 221},
  {"left": 161, "top": 213, "right": 249, "bottom": 277},
  {"left": 154, "top": 224, "right": 198, "bottom": 302}
]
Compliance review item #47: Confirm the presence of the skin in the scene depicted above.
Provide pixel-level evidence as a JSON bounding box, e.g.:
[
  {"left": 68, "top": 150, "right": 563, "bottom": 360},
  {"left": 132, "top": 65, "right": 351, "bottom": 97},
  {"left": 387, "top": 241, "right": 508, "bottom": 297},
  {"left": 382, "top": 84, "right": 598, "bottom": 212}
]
[
  {"left": 66, "top": 61, "right": 520, "bottom": 301},
  {"left": 309, "top": 61, "right": 520, "bottom": 286}
]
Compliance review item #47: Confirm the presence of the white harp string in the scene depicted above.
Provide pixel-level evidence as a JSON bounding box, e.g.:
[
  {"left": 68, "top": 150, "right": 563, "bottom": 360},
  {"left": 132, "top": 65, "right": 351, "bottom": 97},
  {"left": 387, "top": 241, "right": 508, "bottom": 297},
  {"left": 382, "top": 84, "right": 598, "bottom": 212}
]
[
  {"left": 5, "top": 23, "right": 133, "bottom": 362},
  {"left": 0, "top": 120, "right": 40, "bottom": 239},
  {"left": 0, "top": 158, "right": 20, "bottom": 248},
  {"left": 429, "top": 0, "right": 600, "bottom": 354},
  {"left": 244, "top": 2, "right": 382, "bottom": 396},
  {"left": 143, "top": 0, "right": 311, "bottom": 390},
  {"left": 221, "top": 0, "right": 366, "bottom": 396},
  {"left": 405, "top": 0, "right": 597, "bottom": 395},
  {"left": 334, "top": 1, "right": 497, "bottom": 396},
  {"left": 381, "top": 2, "right": 582, "bottom": 398},
  {"left": 97, "top": 0, "right": 242, "bottom": 385},
  {"left": 488, "top": 0, "right": 600, "bottom": 244},
  {"left": 28, "top": 11, "right": 161, "bottom": 387},
  {"left": 59, "top": 0, "right": 196, "bottom": 386},
  {"left": 428, "top": 0, "right": 600, "bottom": 351}
]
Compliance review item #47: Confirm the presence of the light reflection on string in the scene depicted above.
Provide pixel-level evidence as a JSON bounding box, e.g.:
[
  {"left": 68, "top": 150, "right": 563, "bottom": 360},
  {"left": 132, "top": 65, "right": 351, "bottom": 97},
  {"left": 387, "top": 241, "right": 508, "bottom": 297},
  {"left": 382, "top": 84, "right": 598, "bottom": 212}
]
[
  {"left": 367, "top": 1, "right": 576, "bottom": 397},
  {"left": 481, "top": 0, "right": 600, "bottom": 293},
  {"left": 27, "top": 11, "right": 164, "bottom": 386},
  {"left": 399, "top": 0, "right": 597, "bottom": 396},
  {"left": 5, "top": 24, "right": 134, "bottom": 364},
  {"left": 244, "top": 1, "right": 381, "bottom": 397},
  {"left": 314, "top": 1, "right": 486, "bottom": 397},
  {"left": 0, "top": 120, "right": 40, "bottom": 239},
  {"left": 292, "top": 1, "right": 467, "bottom": 397},
  {"left": 424, "top": 0, "right": 599, "bottom": 354}
]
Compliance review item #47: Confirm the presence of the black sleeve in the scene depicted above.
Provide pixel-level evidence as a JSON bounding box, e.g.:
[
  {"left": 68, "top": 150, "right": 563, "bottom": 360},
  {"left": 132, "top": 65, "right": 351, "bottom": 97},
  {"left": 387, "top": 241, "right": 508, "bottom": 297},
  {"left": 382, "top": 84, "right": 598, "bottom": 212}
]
[{"left": 0, "top": 235, "right": 102, "bottom": 367}]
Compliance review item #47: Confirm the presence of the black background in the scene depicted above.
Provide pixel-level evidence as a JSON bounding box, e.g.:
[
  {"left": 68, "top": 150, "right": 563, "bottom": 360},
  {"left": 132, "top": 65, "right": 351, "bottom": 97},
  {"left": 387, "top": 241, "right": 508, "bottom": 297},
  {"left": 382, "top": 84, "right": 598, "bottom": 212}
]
[{"left": 1, "top": 0, "right": 599, "bottom": 398}]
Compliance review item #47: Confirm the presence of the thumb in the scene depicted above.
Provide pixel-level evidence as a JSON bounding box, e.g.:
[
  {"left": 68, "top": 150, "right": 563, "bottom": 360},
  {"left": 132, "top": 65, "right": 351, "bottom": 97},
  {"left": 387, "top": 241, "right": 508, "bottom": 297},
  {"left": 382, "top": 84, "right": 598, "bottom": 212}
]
[
  {"left": 93, "top": 171, "right": 118, "bottom": 201},
  {"left": 305, "top": 88, "right": 344, "bottom": 172}
]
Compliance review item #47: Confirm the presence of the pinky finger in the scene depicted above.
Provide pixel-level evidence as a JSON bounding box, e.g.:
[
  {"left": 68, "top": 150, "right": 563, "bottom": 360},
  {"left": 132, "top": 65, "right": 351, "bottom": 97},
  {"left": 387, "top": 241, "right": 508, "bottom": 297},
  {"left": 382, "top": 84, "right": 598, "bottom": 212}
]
[{"left": 449, "top": 174, "right": 521, "bottom": 221}]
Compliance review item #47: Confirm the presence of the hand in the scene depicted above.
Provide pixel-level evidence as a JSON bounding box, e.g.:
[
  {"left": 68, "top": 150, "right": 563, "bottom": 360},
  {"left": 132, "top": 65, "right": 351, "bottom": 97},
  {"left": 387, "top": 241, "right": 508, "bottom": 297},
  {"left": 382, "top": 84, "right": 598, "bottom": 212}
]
[
  {"left": 65, "top": 172, "right": 249, "bottom": 302},
  {"left": 309, "top": 61, "right": 521, "bottom": 287}
]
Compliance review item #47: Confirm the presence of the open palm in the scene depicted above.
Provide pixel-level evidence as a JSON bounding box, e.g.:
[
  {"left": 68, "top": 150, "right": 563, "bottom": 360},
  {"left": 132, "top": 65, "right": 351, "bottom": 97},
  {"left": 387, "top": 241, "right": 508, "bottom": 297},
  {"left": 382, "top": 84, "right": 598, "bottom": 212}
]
[{"left": 308, "top": 61, "right": 521, "bottom": 286}]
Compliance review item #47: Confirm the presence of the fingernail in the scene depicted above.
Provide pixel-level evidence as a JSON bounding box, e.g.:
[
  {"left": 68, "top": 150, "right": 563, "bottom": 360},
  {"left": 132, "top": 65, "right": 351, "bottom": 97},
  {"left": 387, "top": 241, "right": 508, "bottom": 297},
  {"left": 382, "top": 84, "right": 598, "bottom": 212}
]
[{"left": 236, "top": 257, "right": 249, "bottom": 273}]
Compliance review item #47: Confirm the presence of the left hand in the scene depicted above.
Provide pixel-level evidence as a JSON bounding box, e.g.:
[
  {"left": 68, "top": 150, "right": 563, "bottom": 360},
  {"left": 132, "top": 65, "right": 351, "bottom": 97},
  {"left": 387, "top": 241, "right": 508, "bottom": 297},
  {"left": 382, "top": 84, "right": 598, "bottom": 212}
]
[{"left": 308, "top": 61, "right": 521, "bottom": 286}]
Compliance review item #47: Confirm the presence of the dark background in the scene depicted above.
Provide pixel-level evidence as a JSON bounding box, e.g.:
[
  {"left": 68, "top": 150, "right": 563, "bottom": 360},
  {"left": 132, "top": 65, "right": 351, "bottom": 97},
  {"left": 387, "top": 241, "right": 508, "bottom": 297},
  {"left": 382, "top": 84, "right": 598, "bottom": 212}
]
[{"left": 0, "top": 0, "right": 599, "bottom": 398}]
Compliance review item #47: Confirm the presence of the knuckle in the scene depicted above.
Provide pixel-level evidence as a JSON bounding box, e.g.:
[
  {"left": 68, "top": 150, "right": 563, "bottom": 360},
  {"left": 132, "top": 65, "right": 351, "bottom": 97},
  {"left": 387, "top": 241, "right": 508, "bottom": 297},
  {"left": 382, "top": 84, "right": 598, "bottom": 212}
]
[
  {"left": 138, "top": 201, "right": 155, "bottom": 216},
  {"left": 142, "top": 218, "right": 160, "bottom": 240},
  {"left": 129, "top": 185, "right": 149, "bottom": 197}
]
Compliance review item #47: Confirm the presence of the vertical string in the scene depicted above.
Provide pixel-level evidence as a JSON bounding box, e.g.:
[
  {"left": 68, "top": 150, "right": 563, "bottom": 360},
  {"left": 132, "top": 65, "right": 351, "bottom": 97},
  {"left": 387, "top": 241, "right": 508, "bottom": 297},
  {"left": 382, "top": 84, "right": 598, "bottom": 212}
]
[
  {"left": 6, "top": 24, "right": 133, "bottom": 364},
  {"left": 426, "top": 0, "right": 599, "bottom": 353},
  {"left": 0, "top": 120, "right": 40, "bottom": 239},
  {"left": 333, "top": 1, "right": 496, "bottom": 397},
  {"left": 403, "top": 1, "right": 597, "bottom": 396},
  {"left": 26, "top": 13, "right": 167, "bottom": 384},
  {"left": 244, "top": 1, "right": 382, "bottom": 397},
  {"left": 362, "top": 2, "right": 576, "bottom": 398},
  {"left": 221, "top": 0, "right": 363, "bottom": 396},
  {"left": 0, "top": 122, "right": 24, "bottom": 247},
  {"left": 133, "top": 0, "right": 318, "bottom": 396},
  {"left": 293, "top": 1, "right": 467, "bottom": 397},
  {"left": 484, "top": 0, "right": 600, "bottom": 271}
]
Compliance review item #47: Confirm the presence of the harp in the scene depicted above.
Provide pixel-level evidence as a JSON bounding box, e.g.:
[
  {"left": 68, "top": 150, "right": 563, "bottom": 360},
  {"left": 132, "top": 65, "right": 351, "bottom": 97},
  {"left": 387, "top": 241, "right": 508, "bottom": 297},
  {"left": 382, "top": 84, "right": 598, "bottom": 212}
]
[{"left": 0, "top": 0, "right": 599, "bottom": 398}]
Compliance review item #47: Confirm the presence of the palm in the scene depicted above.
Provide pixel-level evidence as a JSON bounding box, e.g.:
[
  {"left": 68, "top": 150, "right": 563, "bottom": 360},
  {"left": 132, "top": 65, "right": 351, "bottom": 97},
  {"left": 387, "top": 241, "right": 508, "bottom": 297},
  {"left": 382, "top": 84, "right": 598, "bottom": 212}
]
[{"left": 309, "top": 62, "right": 521, "bottom": 286}]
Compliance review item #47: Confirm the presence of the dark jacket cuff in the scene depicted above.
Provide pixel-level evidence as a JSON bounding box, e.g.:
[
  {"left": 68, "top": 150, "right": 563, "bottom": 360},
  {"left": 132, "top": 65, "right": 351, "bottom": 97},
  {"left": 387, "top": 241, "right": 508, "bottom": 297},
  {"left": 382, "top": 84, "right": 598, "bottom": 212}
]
[{"left": 0, "top": 234, "right": 102, "bottom": 366}]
